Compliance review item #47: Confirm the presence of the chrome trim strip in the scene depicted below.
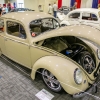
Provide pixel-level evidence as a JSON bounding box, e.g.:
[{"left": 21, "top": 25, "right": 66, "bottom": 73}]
[
  {"left": 5, "top": 37, "right": 29, "bottom": 46},
  {"left": 31, "top": 45, "right": 57, "bottom": 55}
]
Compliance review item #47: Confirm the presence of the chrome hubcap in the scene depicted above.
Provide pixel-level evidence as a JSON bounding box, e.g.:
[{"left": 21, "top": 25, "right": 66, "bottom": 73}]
[
  {"left": 42, "top": 69, "right": 60, "bottom": 90},
  {"left": 83, "top": 55, "right": 95, "bottom": 74}
]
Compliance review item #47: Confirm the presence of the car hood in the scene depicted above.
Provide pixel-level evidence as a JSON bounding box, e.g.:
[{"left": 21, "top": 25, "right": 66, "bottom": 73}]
[{"left": 32, "top": 25, "right": 100, "bottom": 46}]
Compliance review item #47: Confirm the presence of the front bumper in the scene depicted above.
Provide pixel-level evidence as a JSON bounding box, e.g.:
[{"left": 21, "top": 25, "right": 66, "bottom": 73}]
[{"left": 73, "top": 83, "right": 97, "bottom": 98}]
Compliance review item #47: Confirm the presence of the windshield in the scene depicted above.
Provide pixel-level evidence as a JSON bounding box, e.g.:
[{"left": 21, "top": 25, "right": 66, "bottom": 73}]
[{"left": 29, "top": 18, "right": 60, "bottom": 37}]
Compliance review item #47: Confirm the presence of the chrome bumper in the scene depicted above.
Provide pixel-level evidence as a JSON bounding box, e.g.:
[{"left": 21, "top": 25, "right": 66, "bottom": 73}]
[{"left": 73, "top": 83, "right": 97, "bottom": 98}]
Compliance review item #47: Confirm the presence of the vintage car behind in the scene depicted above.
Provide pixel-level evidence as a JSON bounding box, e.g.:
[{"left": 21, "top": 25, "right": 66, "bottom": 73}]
[
  {"left": 57, "top": 6, "right": 70, "bottom": 21},
  {"left": 60, "top": 8, "right": 100, "bottom": 28},
  {"left": 0, "top": 12, "right": 100, "bottom": 98},
  {"left": 10, "top": 8, "right": 34, "bottom": 12}
]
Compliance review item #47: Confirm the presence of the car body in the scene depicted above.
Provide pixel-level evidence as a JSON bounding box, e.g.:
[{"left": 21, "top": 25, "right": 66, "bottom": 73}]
[
  {"left": 60, "top": 8, "right": 100, "bottom": 28},
  {"left": 0, "top": 11, "right": 100, "bottom": 98},
  {"left": 10, "top": 8, "right": 34, "bottom": 12}
]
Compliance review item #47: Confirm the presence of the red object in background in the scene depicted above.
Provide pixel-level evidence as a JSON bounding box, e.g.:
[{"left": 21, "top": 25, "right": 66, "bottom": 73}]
[
  {"left": 3, "top": 4, "right": 6, "bottom": 7},
  {"left": 32, "top": 33, "right": 36, "bottom": 37},
  {"left": 58, "top": 0, "right": 62, "bottom": 9},
  {"left": 76, "top": 0, "right": 81, "bottom": 8},
  {"left": 98, "top": 0, "right": 100, "bottom": 4}
]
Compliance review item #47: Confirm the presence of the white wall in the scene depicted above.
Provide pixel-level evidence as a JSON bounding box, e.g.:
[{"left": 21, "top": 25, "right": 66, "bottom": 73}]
[
  {"left": 0, "top": 0, "right": 5, "bottom": 4},
  {"left": 81, "top": 0, "right": 93, "bottom": 8},
  {"left": 24, "top": 0, "right": 38, "bottom": 11},
  {"left": 86, "top": 0, "right": 93, "bottom": 8},
  {"left": 24, "top": 0, "right": 57, "bottom": 12},
  {"left": 44, "top": 0, "right": 57, "bottom": 12}
]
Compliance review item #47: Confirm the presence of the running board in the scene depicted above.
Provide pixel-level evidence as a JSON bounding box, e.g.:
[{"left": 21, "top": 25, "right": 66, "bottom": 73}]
[{"left": 0, "top": 55, "right": 31, "bottom": 77}]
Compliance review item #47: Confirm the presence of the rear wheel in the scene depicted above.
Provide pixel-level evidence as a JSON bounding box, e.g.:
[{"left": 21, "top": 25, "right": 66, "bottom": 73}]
[
  {"left": 42, "top": 69, "right": 63, "bottom": 92},
  {"left": 77, "top": 51, "right": 95, "bottom": 74}
]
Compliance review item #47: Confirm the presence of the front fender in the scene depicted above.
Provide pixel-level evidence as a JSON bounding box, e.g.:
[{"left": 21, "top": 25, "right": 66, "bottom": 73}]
[{"left": 31, "top": 56, "right": 89, "bottom": 95}]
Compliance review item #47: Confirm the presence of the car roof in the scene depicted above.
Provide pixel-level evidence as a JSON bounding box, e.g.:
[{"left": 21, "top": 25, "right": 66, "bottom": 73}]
[
  {"left": 1, "top": 11, "right": 54, "bottom": 24},
  {"left": 71, "top": 8, "right": 100, "bottom": 14}
]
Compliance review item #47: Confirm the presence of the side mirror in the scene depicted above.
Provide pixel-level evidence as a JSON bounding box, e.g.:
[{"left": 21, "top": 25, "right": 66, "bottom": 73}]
[{"left": 55, "top": 23, "right": 59, "bottom": 28}]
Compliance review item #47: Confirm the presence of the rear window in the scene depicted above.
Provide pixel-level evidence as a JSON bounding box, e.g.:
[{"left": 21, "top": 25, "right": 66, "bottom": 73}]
[
  {"left": 82, "top": 12, "right": 98, "bottom": 21},
  {"left": 69, "top": 12, "right": 80, "bottom": 18}
]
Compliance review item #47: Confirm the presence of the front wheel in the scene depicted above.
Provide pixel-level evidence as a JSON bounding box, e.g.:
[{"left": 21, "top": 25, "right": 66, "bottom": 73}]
[
  {"left": 42, "top": 69, "right": 63, "bottom": 92},
  {"left": 77, "top": 51, "right": 95, "bottom": 74}
]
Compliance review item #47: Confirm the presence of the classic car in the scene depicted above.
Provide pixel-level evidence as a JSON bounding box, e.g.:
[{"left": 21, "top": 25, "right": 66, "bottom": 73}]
[
  {"left": 0, "top": 11, "right": 100, "bottom": 98},
  {"left": 57, "top": 6, "right": 70, "bottom": 21},
  {"left": 60, "top": 8, "right": 100, "bottom": 28},
  {"left": 10, "top": 8, "right": 34, "bottom": 12}
]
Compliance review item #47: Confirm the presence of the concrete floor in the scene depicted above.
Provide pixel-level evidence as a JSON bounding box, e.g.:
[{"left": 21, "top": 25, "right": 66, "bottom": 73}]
[{"left": 0, "top": 57, "right": 100, "bottom": 100}]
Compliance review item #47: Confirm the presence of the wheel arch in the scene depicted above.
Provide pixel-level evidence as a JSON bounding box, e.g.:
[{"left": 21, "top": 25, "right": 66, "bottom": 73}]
[{"left": 31, "top": 56, "right": 88, "bottom": 94}]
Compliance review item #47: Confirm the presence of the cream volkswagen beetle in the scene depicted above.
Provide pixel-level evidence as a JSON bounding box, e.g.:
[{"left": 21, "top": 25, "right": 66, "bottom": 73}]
[
  {"left": 0, "top": 12, "right": 100, "bottom": 98},
  {"left": 60, "top": 8, "right": 100, "bottom": 28}
]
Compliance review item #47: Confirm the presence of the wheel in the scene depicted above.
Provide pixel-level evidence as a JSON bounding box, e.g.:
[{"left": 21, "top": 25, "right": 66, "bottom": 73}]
[
  {"left": 61, "top": 24, "right": 67, "bottom": 27},
  {"left": 77, "top": 51, "right": 95, "bottom": 74},
  {"left": 42, "top": 69, "right": 63, "bottom": 92}
]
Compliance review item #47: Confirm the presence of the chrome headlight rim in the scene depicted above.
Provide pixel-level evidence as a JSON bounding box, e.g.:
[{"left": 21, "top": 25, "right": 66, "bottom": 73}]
[
  {"left": 74, "top": 68, "right": 83, "bottom": 85},
  {"left": 97, "top": 49, "right": 100, "bottom": 60}
]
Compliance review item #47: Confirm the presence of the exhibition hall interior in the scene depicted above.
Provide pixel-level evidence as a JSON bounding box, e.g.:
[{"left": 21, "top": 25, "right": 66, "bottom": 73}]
[{"left": 1, "top": 0, "right": 100, "bottom": 100}]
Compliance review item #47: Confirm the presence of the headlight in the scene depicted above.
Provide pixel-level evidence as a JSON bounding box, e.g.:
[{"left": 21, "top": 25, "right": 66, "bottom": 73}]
[
  {"left": 74, "top": 68, "right": 83, "bottom": 84},
  {"left": 97, "top": 49, "right": 100, "bottom": 59}
]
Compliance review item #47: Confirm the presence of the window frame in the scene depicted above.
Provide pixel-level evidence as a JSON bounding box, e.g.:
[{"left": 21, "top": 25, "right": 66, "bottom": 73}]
[
  {"left": 82, "top": 12, "right": 98, "bottom": 21},
  {"left": 6, "top": 20, "right": 27, "bottom": 39},
  {"left": 68, "top": 12, "right": 80, "bottom": 19}
]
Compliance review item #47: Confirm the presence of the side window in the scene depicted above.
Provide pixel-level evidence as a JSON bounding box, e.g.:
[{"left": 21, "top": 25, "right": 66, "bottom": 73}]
[
  {"left": 0, "top": 19, "right": 4, "bottom": 32},
  {"left": 7, "top": 21, "right": 26, "bottom": 39},
  {"left": 82, "top": 12, "right": 98, "bottom": 21},
  {"left": 69, "top": 13, "right": 80, "bottom": 19},
  {"left": 41, "top": 19, "right": 54, "bottom": 30},
  {"left": 30, "top": 19, "right": 42, "bottom": 37}
]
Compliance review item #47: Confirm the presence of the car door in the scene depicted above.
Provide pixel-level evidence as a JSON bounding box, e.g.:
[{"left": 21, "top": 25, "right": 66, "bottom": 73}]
[
  {"left": 0, "top": 18, "right": 7, "bottom": 55},
  {"left": 81, "top": 12, "right": 99, "bottom": 28},
  {"left": 67, "top": 12, "right": 81, "bottom": 25},
  {"left": 5, "top": 20, "right": 31, "bottom": 68}
]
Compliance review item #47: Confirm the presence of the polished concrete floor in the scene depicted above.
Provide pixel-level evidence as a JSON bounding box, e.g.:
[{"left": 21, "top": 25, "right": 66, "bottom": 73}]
[{"left": 0, "top": 57, "right": 100, "bottom": 100}]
